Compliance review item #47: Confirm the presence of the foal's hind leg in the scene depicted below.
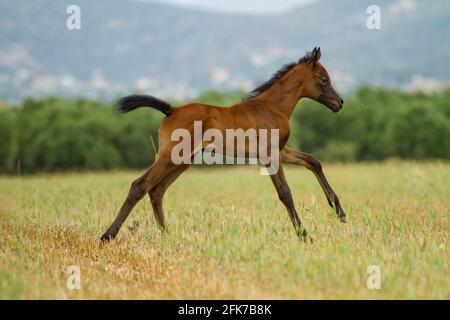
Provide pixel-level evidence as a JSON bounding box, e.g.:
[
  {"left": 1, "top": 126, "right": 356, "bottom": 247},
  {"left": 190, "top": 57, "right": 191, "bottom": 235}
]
[
  {"left": 100, "top": 156, "right": 176, "bottom": 242},
  {"left": 281, "top": 146, "right": 346, "bottom": 223},
  {"left": 148, "top": 164, "right": 189, "bottom": 231}
]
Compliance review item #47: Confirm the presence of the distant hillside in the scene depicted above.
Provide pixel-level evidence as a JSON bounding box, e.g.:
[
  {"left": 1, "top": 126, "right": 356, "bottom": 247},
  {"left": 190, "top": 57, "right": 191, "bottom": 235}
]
[{"left": 0, "top": 0, "right": 449, "bottom": 101}]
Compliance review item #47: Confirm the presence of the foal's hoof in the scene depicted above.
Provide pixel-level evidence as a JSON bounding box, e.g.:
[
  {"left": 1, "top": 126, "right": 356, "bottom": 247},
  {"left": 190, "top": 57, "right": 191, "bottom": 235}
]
[
  {"left": 100, "top": 233, "right": 115, "bottom": 243},
  {"left": 335, "top": 205, "right": 347, "bottom": 223},
  {"left": 299, "top": 229, "right": 313, "bottom": 245},
  {"left": 305, "top": 234, "right": 314, "bottom": 245}
]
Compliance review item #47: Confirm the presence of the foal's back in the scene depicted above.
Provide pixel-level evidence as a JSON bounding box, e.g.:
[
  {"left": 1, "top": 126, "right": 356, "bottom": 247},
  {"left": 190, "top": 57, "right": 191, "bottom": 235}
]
[{"left": 161, "top": 99, "right": 286, "bottom": 134}]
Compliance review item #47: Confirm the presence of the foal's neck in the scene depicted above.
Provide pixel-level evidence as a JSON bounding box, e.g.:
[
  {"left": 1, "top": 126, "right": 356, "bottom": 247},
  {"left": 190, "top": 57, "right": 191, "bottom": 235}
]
[{"left": 257, "top": 65, "right": 310, "bottom": 119}]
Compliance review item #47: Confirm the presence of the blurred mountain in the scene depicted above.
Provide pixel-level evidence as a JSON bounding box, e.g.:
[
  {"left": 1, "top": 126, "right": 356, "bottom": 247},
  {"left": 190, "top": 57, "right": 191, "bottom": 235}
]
[{"left": 1, "top": 0, "right": 449, "bottom": 101}]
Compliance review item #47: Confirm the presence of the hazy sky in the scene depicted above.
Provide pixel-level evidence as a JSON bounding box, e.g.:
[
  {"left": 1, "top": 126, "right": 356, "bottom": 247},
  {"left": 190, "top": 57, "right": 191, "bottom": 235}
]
[{"left": 149, "top": 0, "right": 316, "bottom": 14}]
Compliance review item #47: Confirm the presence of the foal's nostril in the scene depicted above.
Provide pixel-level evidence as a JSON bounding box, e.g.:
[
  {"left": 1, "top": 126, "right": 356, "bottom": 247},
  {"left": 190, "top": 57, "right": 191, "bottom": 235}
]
[{"left": 340, "top": 98, "right": 344, "bottom": 105}]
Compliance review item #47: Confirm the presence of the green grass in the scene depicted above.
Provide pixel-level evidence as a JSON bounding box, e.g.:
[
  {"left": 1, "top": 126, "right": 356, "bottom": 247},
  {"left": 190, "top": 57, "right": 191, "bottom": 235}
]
[{"left": 0, "top": 162, "right": 448, "bottom": 299}]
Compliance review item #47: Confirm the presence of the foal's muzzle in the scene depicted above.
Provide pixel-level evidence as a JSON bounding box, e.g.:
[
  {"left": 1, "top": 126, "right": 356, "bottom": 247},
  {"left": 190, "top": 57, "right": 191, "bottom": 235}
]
[
  {"left": 318, "top": 95, "right": 344, "bottom": 113},
  {"left": 335, "top": 98, "right": 344, "bottom": 112}
]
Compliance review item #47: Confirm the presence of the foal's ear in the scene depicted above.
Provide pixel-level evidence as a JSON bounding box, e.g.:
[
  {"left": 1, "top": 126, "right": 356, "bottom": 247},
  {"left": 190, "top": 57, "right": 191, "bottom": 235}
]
[{"left": 312, "top": 47, "right": 321, "bottom": 66}]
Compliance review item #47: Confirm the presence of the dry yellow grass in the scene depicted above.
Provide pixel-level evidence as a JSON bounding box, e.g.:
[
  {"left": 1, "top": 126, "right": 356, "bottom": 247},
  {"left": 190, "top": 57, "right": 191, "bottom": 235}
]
[{"left": 0, "top": 162, "right": 448, "bottom": 299}]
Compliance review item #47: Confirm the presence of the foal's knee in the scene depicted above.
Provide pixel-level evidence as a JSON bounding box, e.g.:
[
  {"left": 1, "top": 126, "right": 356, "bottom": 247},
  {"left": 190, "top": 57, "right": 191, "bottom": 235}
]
[{"left": 129, "top": 179, "right": 147, "bottom": 201}]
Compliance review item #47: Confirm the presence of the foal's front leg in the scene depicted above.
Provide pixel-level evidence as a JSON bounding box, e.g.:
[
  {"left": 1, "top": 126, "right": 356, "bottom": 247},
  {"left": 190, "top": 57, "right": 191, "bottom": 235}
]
[
  {"left": 281, "top": 146, "right": 346, "bottom": 223},
  {"left": 268, "top": 162, "right": 312, "bottom": 243}
]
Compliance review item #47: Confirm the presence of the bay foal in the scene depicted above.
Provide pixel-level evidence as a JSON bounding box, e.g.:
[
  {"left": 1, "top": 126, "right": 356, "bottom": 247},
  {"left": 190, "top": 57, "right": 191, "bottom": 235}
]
[{"left": 101, "top": 47, "right": 346, "bottom": 243}]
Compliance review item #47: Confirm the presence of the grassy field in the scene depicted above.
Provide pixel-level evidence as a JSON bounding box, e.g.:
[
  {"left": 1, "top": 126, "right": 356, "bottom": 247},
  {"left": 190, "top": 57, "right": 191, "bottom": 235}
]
[{"left": 0, "top": 162, "right": 448, "bottom": 299}]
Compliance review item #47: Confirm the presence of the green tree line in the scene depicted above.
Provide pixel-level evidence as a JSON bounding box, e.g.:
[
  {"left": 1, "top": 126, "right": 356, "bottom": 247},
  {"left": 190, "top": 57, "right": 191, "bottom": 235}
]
[{"left": 0, "top": 87, "right": 449, "bottom": 173}]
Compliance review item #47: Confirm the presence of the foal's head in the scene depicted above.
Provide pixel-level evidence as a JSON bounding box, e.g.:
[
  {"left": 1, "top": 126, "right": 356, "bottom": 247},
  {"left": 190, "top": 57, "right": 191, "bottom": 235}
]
[{"left": 299, "top": 47, "right": 344, "bottom": 112}]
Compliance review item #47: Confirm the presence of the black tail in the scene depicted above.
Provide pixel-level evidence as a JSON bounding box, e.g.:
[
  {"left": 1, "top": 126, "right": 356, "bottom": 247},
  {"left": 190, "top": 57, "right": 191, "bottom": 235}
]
[{"left": 117, "top": 95, "right": 172, "bottom": 116}]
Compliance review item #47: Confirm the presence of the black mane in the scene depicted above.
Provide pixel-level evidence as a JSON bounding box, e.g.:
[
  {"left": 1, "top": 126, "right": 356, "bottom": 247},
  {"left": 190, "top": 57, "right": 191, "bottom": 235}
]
[{"left": 243, "top": 50, "right": 315, "bottom": 101}]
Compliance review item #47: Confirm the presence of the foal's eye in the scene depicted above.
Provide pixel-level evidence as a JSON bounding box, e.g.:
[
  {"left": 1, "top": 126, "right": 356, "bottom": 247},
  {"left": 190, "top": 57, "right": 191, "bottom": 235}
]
[{"left": 319, "top": 76, "right": 328, "bottom": 85}]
